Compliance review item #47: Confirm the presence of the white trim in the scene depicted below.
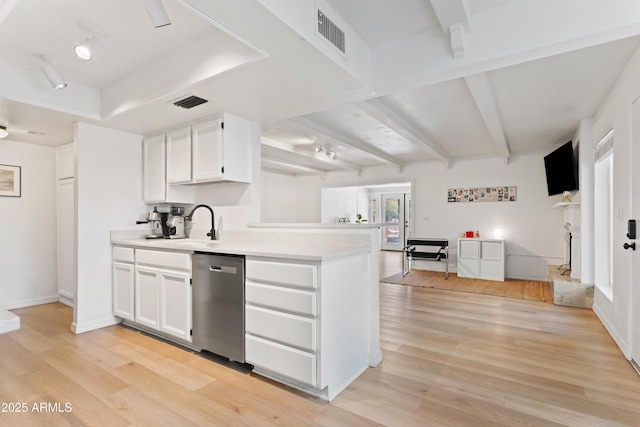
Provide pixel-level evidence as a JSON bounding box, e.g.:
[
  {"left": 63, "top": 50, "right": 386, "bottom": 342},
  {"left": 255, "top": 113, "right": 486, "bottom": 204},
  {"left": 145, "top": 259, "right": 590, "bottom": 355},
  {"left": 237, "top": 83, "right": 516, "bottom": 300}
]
[
  {"left": 594, "top": 298, "right": 630, "bottom": 359},
  {"left": 0, "top": 295, "right": 59, "bottom": 311},
  {"left": 71, "top": 316, "right": 120, "bottom": 334}
]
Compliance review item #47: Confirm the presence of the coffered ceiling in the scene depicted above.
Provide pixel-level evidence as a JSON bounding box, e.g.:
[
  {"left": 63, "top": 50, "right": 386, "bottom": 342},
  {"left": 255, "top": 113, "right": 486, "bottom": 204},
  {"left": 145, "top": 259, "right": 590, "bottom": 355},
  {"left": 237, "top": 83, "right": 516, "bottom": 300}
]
[{"left": 1, "top": 0, "right": 640, "bottom": 176}]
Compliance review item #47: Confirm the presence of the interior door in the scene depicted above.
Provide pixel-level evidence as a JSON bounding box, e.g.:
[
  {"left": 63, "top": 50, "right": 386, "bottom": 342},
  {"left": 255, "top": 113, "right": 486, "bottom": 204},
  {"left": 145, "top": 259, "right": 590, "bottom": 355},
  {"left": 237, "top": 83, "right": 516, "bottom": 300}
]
[
  {"left": 381, "top": 194, "right": 405, "bottom": 251},
  {"left": 630, "top": 98, "right": 640, "bottom": 370}
]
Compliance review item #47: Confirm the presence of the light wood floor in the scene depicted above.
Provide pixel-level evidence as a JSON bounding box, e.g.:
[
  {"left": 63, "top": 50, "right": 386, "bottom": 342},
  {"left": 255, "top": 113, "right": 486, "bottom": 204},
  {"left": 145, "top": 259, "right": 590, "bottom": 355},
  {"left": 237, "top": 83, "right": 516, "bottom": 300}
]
[{"left": 2, "top": 251, "right": 639, "bottom": 426}]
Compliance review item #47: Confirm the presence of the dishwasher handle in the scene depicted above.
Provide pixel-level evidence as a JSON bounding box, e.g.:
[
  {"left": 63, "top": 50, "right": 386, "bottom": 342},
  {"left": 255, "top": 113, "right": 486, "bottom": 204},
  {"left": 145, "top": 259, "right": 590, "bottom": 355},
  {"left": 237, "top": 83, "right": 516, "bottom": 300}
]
[{"left": 209, "top": 265, "right": 238, "bottom": 274}]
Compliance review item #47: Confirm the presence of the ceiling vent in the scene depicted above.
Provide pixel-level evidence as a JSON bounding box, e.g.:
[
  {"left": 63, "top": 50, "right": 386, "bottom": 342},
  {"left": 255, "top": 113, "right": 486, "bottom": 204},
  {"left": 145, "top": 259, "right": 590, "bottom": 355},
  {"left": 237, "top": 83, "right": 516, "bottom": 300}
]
[
  {"left": 317, "top": 9, "right": 345, "bottom": 54},
  {"left": 173, "top": 95, "right": 208, "bottom": 109}
]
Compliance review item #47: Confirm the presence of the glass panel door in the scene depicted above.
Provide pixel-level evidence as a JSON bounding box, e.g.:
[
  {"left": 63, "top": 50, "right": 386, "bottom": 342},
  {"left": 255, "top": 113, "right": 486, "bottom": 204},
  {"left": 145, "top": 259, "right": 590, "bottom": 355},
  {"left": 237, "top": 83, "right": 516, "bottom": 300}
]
[{"left": 381, "top": 194, "right": 404, "bottom": 251}]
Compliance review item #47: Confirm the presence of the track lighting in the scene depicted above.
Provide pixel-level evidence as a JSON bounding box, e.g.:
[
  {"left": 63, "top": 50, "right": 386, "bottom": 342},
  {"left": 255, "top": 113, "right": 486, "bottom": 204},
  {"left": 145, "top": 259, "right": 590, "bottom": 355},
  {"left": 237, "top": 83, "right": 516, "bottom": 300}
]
[
  {"left": 315, "top": 145, "right": 338, "bottom": 160},
  {"left": 144, "top": 0, "right": 171, "bottom": 28},
  {"left": 75, "top": 36, "right": 100, "bottom": 60},
  {"left": 41, "top": 63, "right": 67, "bottom": 90},
  {"left": 0, "top": 126, "right": 8, "bottom": 139}
]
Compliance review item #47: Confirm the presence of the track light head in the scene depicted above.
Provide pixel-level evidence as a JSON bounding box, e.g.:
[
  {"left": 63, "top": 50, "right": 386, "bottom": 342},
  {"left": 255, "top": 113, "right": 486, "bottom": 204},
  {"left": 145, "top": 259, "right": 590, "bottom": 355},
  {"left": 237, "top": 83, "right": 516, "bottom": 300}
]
[
  {"left": 75, "top": 36, "right": 100, "bottom": 60},
  {"left": 41, "top": 63, "right": 67, "bottom": 90}
]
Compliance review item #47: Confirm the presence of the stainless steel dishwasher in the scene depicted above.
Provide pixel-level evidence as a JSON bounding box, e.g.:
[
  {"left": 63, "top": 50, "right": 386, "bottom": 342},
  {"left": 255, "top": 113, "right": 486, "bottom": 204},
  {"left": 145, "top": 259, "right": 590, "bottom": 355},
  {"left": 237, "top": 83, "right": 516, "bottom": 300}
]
[{"left": 192, "top": 252, "right": 245, "bottom": 363}]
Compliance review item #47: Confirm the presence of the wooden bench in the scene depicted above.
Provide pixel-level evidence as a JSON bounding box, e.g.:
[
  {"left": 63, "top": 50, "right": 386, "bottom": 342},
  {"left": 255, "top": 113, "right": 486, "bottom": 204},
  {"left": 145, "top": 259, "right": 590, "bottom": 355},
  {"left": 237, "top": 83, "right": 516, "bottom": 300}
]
[{"left": 402, "top": 238, "right": 449, "bottom": 279}]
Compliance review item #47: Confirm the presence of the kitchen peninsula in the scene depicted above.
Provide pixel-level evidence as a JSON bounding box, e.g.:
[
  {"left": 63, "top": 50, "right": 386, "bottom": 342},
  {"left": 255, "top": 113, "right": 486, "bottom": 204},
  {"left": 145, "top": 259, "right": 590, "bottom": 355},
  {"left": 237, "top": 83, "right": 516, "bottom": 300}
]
[{"left": 110, "top": 223, "right": 382, "bottom": 401}]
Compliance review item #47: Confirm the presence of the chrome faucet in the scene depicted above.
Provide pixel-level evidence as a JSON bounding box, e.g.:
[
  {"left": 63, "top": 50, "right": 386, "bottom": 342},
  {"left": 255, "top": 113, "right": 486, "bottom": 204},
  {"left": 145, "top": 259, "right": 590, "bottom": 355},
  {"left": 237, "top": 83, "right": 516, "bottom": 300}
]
[{"left": 185, "top": 204, "right": 217, "bottom": 240}]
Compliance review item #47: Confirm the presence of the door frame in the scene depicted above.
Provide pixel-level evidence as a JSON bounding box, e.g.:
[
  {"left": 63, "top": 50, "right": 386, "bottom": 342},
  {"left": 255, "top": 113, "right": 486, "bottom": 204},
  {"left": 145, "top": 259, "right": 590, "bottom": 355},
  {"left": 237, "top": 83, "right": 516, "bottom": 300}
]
[{"left": 629, "top": 97, "right": 640, "bottom": 367}]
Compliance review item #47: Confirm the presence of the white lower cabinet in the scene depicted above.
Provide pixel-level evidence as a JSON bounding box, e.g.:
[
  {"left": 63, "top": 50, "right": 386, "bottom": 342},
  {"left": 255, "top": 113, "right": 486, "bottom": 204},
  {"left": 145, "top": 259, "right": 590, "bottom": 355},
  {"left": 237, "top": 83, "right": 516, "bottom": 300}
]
[
  {"left": 246, "top": 335, "right": 317, "bottom": 386},
  {"left": 245, "top": 258, "right": 319, "bottom": 387},
  {"left": 113, "top": 247, "right": 135, "bottom": 321},
  {"left": 113, "top": 247, "right": 192, "bottom": 343},
  {"left": 159, "top": 270, "right": 191, "bottom": 340},
  {"left": 134, "top": 266, "right": 162, "bottom": 329},
  {"left": 113, "top": 262, "right": 135, "bottom": 321},
  {"left": 245, "top": 255, "right": 369, "bottom": 401}
]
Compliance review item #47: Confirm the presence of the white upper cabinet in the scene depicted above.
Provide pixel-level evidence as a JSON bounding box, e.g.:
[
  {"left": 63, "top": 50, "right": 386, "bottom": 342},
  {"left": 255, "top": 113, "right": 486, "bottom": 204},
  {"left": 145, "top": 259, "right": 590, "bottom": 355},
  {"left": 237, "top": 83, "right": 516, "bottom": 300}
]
[
  {"left": 192, "top": 118, "right": 223, "bottom": 182},
  {"left": 173, "top": 114, "right": 253, "bottom": 184},
  {"left": 166, "top": 126, "right": 192, "bottom": 184},
  {"left": 142, "top": 134, "right": 194, "bottom": 204},
  {"left": 143, "top": 134, "right": 166, "bottom": 202}
]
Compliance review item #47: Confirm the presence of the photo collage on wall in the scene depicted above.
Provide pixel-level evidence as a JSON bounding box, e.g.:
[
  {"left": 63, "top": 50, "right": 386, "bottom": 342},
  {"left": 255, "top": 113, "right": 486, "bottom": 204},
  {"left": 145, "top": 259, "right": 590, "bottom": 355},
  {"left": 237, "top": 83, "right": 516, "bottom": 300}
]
[{"left": 447, "top": 186, "right": 517, "bottom": 203}]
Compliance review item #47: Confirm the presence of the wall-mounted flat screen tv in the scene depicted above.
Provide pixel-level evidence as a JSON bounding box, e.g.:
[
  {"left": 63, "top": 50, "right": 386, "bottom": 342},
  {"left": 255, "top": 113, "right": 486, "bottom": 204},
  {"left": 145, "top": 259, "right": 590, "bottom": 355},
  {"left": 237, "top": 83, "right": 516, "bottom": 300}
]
[{"left": 544, "top": 141, "right": 578, "bottom": 196}]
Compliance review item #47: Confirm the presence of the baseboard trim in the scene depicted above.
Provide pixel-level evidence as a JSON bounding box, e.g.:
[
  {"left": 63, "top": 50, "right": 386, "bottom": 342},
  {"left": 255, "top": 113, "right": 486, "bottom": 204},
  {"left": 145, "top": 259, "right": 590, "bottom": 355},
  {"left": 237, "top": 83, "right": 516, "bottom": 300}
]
[
  {"left": 0, "top": 295, "right": 60, "bottom": 311},
  {"left": 593, "top": 302, "right": 630, "bottom": 358},
  {"left": 72, "top": 317, "right": 120, "bottom": 334}
]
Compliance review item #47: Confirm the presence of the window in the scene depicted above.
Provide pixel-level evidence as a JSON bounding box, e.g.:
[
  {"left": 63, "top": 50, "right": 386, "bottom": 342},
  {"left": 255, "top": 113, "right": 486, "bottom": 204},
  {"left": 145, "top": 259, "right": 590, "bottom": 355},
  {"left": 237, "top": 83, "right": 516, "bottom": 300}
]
[{"left": 594, "top": 129, "right": 614, "bottom": 298}]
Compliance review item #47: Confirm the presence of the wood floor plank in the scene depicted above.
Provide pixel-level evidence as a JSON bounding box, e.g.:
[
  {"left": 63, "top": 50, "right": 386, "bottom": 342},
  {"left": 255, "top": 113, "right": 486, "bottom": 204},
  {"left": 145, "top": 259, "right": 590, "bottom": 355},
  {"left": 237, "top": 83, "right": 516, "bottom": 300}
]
[
  {"left": 0, "top": 334, "right": 48, "bottom": 376},
  {"left": 21, "top": 366, "right": 130, "bottom": 426},
  {"left": 108, "top": 340, "right": 216, "bottom": 391},
  {"left": 37, "top": 345, "right": 129, "bottom": 398},
  {"left": 105, "top": 386, "right": 198, "bottom": 427}
]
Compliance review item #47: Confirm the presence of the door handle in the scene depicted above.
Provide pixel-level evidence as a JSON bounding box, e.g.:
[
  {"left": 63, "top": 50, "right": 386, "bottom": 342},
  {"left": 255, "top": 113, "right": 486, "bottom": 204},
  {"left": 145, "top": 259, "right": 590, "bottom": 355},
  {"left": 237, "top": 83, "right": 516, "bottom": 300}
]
[{"left": 624, "top": 242, "right": 636, "bottom": 251}]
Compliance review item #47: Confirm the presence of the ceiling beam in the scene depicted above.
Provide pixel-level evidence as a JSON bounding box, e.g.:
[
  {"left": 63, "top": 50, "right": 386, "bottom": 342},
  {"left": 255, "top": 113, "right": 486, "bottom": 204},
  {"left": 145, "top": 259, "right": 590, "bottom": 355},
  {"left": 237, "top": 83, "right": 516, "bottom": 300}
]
[
  {"left": 429, "top": 0, "right": 471, "bottom": 58},
  {"left": 261, "top": 156, "right": 327, "bottom": 178},
  {"left": 429, "top": 0, "right": 471, "bottom": 32},
  {"left": 287, "top": 117, "right": 403, "bottom": 169},
  {"left": 261, "top": 137, "right": 362, "bottom": 173},
  {"left": 464, "top": 73, "right": 510, "bottom": 163},
  {"left": 357, "top": 98, "right": 451, "bottom": 168}
]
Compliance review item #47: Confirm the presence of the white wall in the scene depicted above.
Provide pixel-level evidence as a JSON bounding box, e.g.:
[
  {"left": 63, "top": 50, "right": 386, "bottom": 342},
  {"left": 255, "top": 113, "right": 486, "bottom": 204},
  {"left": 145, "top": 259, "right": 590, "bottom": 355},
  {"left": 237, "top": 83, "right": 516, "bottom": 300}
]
[
  {"left": 589, "top": 44, "right": 640, "bottom": 357},
  {"left": 261, "top": 171, "right": 298, "bottom": 222},
  {"left": 0, "top": 140, "right": 58, "bottom": 309},
  {"left": 263, "top": 152, "right": 566, "bottom": 280},
  {"left": 74, "top": 123, "right": 146, "bottom": 333}
]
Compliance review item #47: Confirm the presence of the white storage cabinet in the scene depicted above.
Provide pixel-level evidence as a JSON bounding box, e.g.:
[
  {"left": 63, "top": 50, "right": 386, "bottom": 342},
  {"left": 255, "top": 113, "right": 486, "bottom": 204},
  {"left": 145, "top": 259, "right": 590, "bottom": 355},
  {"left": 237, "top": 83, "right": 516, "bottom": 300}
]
[
  {"left": 457, "top": 238, "right": 506, "bottom": 281},
  {"left": 134, "top": 249, "right": 192, "bottom": 342},
  {"left": 112, "top": 246, "right": 135, "bottom": 321},
  {"left": 142, "top": 133, "right": 194, "bottom": 203},
  {"left": 112, "top": 247, "right": 192, "bottom": 343},
  {"left": 245, "top": 254, "right": 370, "bottom": 401},
  {"left": 245, "top": 258, "right": 319, "bottom": 387}
]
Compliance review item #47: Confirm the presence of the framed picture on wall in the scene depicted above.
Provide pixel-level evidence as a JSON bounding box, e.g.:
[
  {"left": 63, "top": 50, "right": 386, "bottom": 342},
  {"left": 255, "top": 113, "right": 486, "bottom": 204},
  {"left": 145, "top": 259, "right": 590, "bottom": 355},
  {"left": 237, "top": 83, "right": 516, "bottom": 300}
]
[{"left": 0, "top": 164, "right": 21, "bottom": 197}]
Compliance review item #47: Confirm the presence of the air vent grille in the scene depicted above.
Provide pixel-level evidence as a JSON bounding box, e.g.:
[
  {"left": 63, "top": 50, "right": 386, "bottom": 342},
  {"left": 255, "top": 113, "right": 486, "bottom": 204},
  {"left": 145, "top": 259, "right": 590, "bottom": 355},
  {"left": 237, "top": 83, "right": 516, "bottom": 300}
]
[
  {"left": 173, "top": 95, "right": 208, "bottom": 109},
  {"left": 317, "top": 10, "right": 345, "bottom": 54}
]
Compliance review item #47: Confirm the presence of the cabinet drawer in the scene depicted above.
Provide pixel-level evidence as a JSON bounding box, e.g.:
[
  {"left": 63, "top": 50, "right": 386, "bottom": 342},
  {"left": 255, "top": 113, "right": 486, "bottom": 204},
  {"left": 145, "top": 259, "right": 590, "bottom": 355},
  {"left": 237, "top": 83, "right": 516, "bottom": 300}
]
[
  {"left": 246, "top": 335, "right": 317, "bottom": 386},
  {"left": 246, "top": 282, "right": 316, "bottom": 316},
  {"left": 246, "top": 259, "right": 317, "bottom": 289},
  {"left": 481, "top": 241, "right": 503, "bottom": 260},
  {"left": 113, "top": 246, "right": 135, "bottom": 263},
  {"left": 246, "top": 305, "right": 316, "bottom": 351},
  {"left": 458, "top": 240, "right": 479, "bottom": 259},
  {"left": 136, "top": 249, "right": 191, "bottom": 271}
]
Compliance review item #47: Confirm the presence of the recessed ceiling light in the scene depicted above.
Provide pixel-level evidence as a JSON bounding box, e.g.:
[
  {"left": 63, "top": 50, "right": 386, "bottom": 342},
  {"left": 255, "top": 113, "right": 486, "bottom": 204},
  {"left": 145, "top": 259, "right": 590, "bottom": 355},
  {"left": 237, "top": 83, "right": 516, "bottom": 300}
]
[{"left": 0, "top": 126, "right": 8, "bottom": 138}]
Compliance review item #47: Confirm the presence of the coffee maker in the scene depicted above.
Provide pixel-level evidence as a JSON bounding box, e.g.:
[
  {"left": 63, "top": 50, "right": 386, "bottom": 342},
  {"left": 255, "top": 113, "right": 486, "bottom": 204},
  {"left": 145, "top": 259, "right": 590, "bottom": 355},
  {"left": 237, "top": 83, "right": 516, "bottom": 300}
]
[
  {"left": 166, "top": 206, "right": 186, "bottom": 239},
  {"left": 139, "top": 207, "right": 165, "bottom": 239}
]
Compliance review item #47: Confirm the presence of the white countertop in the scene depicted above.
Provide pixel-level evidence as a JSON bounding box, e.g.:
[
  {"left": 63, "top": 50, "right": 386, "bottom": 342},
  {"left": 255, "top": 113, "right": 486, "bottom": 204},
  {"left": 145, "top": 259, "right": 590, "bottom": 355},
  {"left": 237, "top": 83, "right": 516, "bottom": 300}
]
[
  {"left": 0, "top": 310, "right": 20, "bottom": 334},
  {"left": 110, "top": 237, "right": 369, "bottom": 261}
]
